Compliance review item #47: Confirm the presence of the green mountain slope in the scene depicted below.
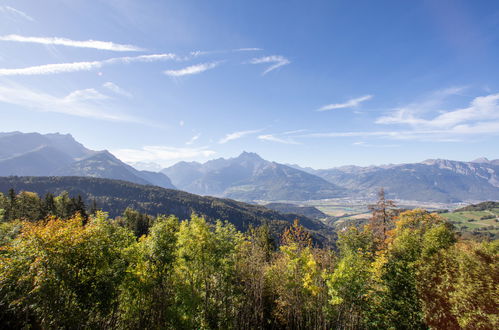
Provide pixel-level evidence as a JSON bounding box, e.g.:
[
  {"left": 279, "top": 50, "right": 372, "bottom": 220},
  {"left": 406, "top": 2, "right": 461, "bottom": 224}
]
[{"left": 0, "top": 176, "right": 334, "bottom": 243}]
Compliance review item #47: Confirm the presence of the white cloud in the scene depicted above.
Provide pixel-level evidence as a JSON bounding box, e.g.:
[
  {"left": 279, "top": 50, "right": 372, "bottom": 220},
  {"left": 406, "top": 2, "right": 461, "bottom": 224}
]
[
  {"left": 300, "top": 120, "right": 499, "bottom": 142},
  {"left": 318, "top": 95, "right": 373, "bottom": 111},
  {"left": 0, "top": 60, "right": 103, "bottom": 76},
  {"left": 300, "top": 88, "right": 499, "bottom": 143},
  {"left": 376, "top": 93, "right": 499, "bottom": 128},
  {"left": 112, "top": 146, "right": 216, "bottom": 167},
  {"left": 375, "top": 87, "right": 467, "bottom": 126},
  {"left": 164, "top": 61, "right": 221, "bottom": 77},
  {"left": 102, "top": 82, "right": 132, "bottom": 98},
  {"left": 0, "top": 84, "right": 139, "bottom": 122},
  {"left": 219, "top": 129, "right": 262, "bottom": 144},
  {"left": 301, "top": 131, "right": 397, "bottom": 138},
  {"left": 65, "top": 88, "right": 109, "bottom": 102},
  {"left": 258, "top": 134, "right": 300, "bottom": 145},
  {"left": 0, "top": 6, "right": 34, "bottom": 21},
  {"left": 186, "top": 133, "right": 201, "bottom": 145},
  {"left": 353, "top": 141, "right": 399, "bottom": 148},
  {"left": 189, "top": 48, "right": 262, "bottom": 57},
  {"left": 0, "top": 34, "right": 143, "bottom": 51},
  {"left": 179, "top": 120, "right": 185, "bottom": 127},
  {"left": 0, "top": 53, "right": 178, "bottom": 76},
  {"left": 249, "top": 55, "right": 290, "bottom": 75},
  {"left": 115, "top": 54, "right": 178, "bottom": 63}
]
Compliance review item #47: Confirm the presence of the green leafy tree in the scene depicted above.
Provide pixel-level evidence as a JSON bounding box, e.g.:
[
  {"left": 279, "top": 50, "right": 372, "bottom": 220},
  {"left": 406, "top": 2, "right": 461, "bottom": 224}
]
[
  {"left": 235, "top": 223, "right": 276, "bottom": 328},
  {"left": 15, "top": 191, "right": 43, "bottom": 221},
  {"left": 418, "top": 240, "right": 498, "bottom": 329},
  {"left": 326, "top": 226, "right": 375, "bottom": 329},
  {"left": 0, "top": 212, "right": 135, "bottom": 328},
  {"left": 267, "top": 220, "right": 331, "bottom": 328},
  {"left": 118, "top": 215, "right": 180, "bottom": 328},
  {"left": 42, "top": 192, "right": 57, "bottom": 218},
  {"left": 174, "top": 214, "right": 242, "bottom": 329},
  {"left": 120, "top": 207, "right": 152, "bottom": 238},
  {"left": 371, "top": 209, "right": 455, "bottom": 329}
]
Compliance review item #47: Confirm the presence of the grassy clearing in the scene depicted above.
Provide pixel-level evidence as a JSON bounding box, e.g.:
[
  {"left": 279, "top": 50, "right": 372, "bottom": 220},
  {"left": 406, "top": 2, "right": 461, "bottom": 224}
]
[{"left": 440, "top": 211, "right": 499, "bottom": 232}]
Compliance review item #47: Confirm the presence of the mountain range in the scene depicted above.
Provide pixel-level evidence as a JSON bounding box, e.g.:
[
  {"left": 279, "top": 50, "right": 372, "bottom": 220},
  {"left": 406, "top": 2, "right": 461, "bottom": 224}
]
[
  {"left": 0, "top": 131, "right": 498, "bottom": 203},
  {"left": 0, "top": 132, "right": 175, "bottom": 189},
  {"left": 161, "top": 152, "right": 346, "bottom": 201},
  {"left": 306, "top": 158, "right": 499, "bottom": 203}
]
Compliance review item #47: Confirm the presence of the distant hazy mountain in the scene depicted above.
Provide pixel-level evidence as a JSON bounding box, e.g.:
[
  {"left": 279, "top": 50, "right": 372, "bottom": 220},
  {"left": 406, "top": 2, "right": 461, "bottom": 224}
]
[
  {"left": 2, "top": 132, "right": 498, "bottom": 203},
  {"left": 55, "top": 150, "right": 175, "bottom": 189},
  {"left": 0, "top": 132, "right": 175, "bottom": 189},
  {"left": 162, "top": 151, "right": 346, "bottom": 201},
  {"left": 0, "top": 131, "right": 92, "bottom": 162},
  {"left": 314, "top": 159, "right": 499, "bottom": 203}
]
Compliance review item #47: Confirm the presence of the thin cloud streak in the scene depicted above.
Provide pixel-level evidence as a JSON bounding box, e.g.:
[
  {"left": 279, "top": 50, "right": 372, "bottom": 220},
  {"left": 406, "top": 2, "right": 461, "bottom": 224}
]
[
  {"left": 318, "top": 95, "right": 373, "bottom": 111},
  {"left": 164, "top": 61, "right": 221, "bottom": 77},
  {"left": 0, "top": 6, "right": 34, "bottom": 21},
  {"left": 186, "top": 133, "right": 201, "bottom": 145},
  {"left": 0, "top": 84, "right": 140, "bottom": 123},
  {"left": 299, "top": 120, "right": 499, "bottom": 141},
  {"left": 219, "top": 129, "right": 262, "bottom": 144},
  {"left": 249, "top": 55, "right": 290, "bottom": 75},
  {"left": 353, "top": 141, "right": 400, "bottom": 148},
  {"left": 0, "top": 53, "right": 178, "bottom": 76},
  {"left": 258, "top": 134, "right": 300, "bottom": 145},
  {"left": 376, "top": 93, "right": 499, "bottom": 128},
  {"left": 0, "top": 61, "right": 103, "bottom": 76},
  {"left": 102, "top": 82, "right": 132, "bottom": 98},
  {"left": 190, "top": 48, "right": 262, "bottom": 57},
  {"left": 0, "top": 34, "right": 143, "bottom": 51}
]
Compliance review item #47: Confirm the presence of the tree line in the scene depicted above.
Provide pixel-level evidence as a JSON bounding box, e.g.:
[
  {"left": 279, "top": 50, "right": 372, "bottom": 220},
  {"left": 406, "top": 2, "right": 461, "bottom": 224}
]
[{"left": 0, "top": 189, "right": 497, "bottom": 329}]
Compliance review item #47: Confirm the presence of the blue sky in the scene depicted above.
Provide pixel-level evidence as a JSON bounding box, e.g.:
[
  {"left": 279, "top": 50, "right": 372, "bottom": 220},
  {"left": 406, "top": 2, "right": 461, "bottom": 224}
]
[{"left": 1, "top": 0, "right": 499, "bottom": 169}]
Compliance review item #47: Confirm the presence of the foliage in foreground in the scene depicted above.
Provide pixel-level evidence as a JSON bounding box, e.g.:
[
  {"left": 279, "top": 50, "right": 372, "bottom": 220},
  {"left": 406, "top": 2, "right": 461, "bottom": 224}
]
[{"left": 0, "top": 193, "right": 497, "bottom": 329}]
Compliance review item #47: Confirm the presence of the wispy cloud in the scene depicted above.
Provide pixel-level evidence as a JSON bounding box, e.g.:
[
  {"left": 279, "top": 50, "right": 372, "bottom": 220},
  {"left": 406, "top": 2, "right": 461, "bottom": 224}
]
[
  {"left": 258, "top": 129, "right": 305, "bottom": 145},
  {"left": 219, "top": 129, "right": 262, "bottom": 144},
  {"left": 0, "top": 83, "right": 139, "bottom": 122},
  {"left": 102, "top": 82, "right": 132, "bottom": 98},
  {"left": 190, "top": 48, "right": 262, "bottom": 57},
  {"left": 0, "top": 6, "right": 34, "bottom": 21},
  {"left": 376, "top": 89, "right": 496, "bottom": 129},
  {"left": 186, "top": 133, "right": 201, "bottom": 145},
  {"left": 318, "top": 95, "right": 373, "bottom": 111},
  {"left": 112, "top": 146, "right": 216, "bottom": 167},
  {"left": 164, "top": 61, "right": 221, "bottom": 77},
  {"left": 0, "top": 34, "right": 143, "bottom": 51},
  {"left": 0, "top": 53, "right": 178, "bottom": 76},
  {"left": 0, "top": 60, "right": 103, "bottom": 76},
  {"left": 375, "top": 87, "right": 466, "bottom": 126},
  {"left": 249, "top": 55, "right": 290, "bottom": 75},
  {"left": 258, "top": 134, "right": 300, "bottom": 145},
  {"left": 353, "top": 141, "right": 399, "bottom": 148}
]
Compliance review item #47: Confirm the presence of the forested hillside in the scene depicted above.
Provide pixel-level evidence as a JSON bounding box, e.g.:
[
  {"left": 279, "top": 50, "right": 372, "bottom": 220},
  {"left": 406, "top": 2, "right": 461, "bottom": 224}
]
[{"left": 0, "top": 176, "right": 332, "bottom": 242}]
